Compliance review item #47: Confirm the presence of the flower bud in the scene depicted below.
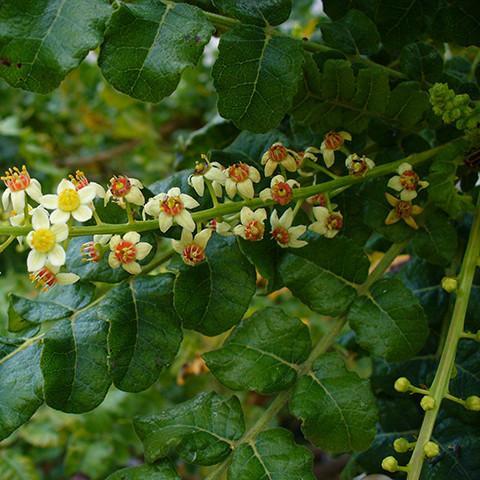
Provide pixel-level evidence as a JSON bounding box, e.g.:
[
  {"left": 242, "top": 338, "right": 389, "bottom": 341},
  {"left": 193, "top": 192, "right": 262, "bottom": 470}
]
[
  {"left": 394, "top": 377, "right": 411, "bottom": 393},
  {"left": 393, "top": 437, "right": 411, "bottom": 453},
  {"left": 382, "top": 456, "right": 398, "bottom": 473},
  {"left": 421, "top": 395, "right": 436, "bottom": 411},
  {"left": 424, "top": 441, "right": 440, "bottom": 458},
  {"left": 465, "top": 395, "right": 480, "bottom": 411},
  {"left": 441, "top": 276, "right": 457, "bottom": 293}
]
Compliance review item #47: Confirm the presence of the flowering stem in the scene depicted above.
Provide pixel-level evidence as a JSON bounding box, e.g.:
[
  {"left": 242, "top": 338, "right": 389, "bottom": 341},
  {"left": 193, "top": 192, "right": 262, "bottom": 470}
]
[
  {"left": 206, "top": 179, "right": 220, "bottom": 209},
  {"left": 125, "top": 202, "right": 135, "bottom": 224},
  {"left": 0, "top": 235, "right": 15, "bottom": 253},
  {"left": 406, "top": 197, "right": 480, "bottom": 480},
  {"left": 302, "top": 158, "right": 338, "bottom": 179},
  {"left": 141, "top": 248, "right": 175, "bottom": 275}
]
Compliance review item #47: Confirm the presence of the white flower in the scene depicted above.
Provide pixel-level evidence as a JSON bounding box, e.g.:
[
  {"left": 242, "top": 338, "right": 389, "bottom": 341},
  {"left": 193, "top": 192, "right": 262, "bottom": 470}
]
[
  {"left": 225, "top": 163, "right": 260, "bottom": 199},
  {"left": 29, "top": 264, "right": 80, "bottom": 291},
  {"left": 309, "top": 206, "right": 343, "bottom": 238},
  {"left": 233, "top": 207, "right": 267, "bottom": 241},
  {"left": 104, "top": 175, "right": 144, "bottom": 206},
  {"left": 26, "top": 208, "right": 68, "bottom": 272},
  {"left": 270, "top": 209, "right": 307, "bottom": 248},
  {"left": 188, "top": 157, "right": 226, "bottom": 197},
  {"left": 345, "top": 153, "right": 375, "bottom": 176},
  {"left": 1, "top": 165, "right": 42, "bottom": 212},
  {"left": 321, "top": 131, "right": 352, "bottom": 168},
  {"left": 70, "top": 170, "right": 105, "bottom": 199},
  {"left": 387, "top": 163, "right": 429, "bottom": 201},
  {"left": 108, "top": 232, "right": 152, "bottom": 275},
  {"left": 261, "top": 142, "right": 299, "bottom": 177},
  {"left": 41, "top": 179, "right": 96, "bottom": 224},
  {"left": 81, "top": 234, "right": 112, "bottom": 263},
  {"left": 207, "top": 219, "right": 232, "bottom": 236},
  {"left": 172, "top": 228, "right": 212, "bottom": 266},
  {"left": 144, "top": 187, "right": 199, "bottom": 233},
  {"left": 259, "top": 175, "right": 299, "bottom": 205}
]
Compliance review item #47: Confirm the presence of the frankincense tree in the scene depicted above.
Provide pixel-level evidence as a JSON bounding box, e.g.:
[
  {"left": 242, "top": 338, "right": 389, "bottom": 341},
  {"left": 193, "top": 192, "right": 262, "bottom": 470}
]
[{"left": 0, "top": 0, "right": 480, "bottom": 479}]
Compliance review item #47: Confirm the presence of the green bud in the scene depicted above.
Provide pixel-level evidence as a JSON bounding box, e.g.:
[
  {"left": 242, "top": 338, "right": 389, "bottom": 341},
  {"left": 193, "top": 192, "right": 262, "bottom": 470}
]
[
  {"left": 424, "top": 441, "right": 440, "bottom": 458},
  {"left": 465, "top": 395, "right": 480, "bottom": 411},
  {"left": 421, "top": 395, "right": 436, "bottom": 411},
  {"left": 441, "top": 276, "right": 457, "bottom": 292},
  {"left": 394, "top": 377, "right": 411, "bottom": 393},
  {"left": 382, "top": 456, "right": 398, "bottom": 473},
  {"left": 393, "top": 437, "right": 411, "bottom": 453}
]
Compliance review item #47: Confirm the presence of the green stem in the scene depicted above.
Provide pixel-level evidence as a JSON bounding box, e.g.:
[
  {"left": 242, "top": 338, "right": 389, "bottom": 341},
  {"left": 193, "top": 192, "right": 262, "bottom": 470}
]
[
  {"left": 406, "top": 198, "right": 480, "bottom": 480},
  {"left": 206, "top": 179, "right": 220, "bottom": 208},
  {"left": 0, "top": 235, "right": 15, "bottom": 253},
  {"left": 141, "top": 248, "right": 175, "bottom": 275},
  {"left": 125, "top": 202, "right": 135, "bottom": 224},
  {"left": 302, "top": 158, "right": 338, "bottom": 179}
]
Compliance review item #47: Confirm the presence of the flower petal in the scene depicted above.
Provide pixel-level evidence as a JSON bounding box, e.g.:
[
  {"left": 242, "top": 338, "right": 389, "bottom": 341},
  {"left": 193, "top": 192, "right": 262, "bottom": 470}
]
[
  {"left": 323, "top": 150, "right": 335, "bottom": 168},
  {"left": 136, "top": 242, "right": 153, "bottom": 260},
  {"left": 124, "top": 231, "right": 140, "bottom": 244},
  {"left": 56, "top": 273, "right": 80, "bottom": 285},
  {"left": 387, "top": 176, "right": 403, "bottom": 191},
  {"left": 1, "top": 188, "right": 10, "bottom": 210},
  {"left": 123, "top": 261, "right": 142, "bottom": 275},
  {"left": 51, "top": 223, "right": 69, "bottom": 242},
  {"left": 400, "top": 189, "right": 417, "bottom": 201},
  {"left": 50, "top": 208, "right": 70, "bottom": 225},
  {"left": 180, "top": 194, "right": 200, "bottom": 209},
  {"left": 108, "top": 252, "right": 121, "bottom": 268},
  {"left": 225, "top": 179, "right": 237, "bottom": 199},
  {"left": 264, "top": 160, "right": 277, "bottom": 177},
  {"left": 109, "top": 235, "right": 121, "bottom": 250},
  {"left": 72, "top": 204, "right": 93, "bottom": 222},
  {"left": 282, "top": 156, "right": 297, "bottom": 172},
  {"left": 11, "top": 190, "right": 26, "bottom": 212},
  {"left": 190, "top": 175, "right": 205, "bottom": 196},
  {"left": 41, "top": 194, "right": 59, "bottom": 210},
  {"left": 278, "top": 208, "right": 294, "bottom": 228},
  {"left": 27, "top": 250, "right": 47, "bottom": 272},
  {"left": 126, "top": 187, "right": 145, "bottom": 206},
  {"left": 26, "top": 180, "right": 43, "bottom": 203},
  {"left": 249, "top": 167, "right": 261, "bottom": 182},
  {"left": 237, "top": 179, "right": 254, "bottom": 199},
  {"left": 194, "top": 228, "right": 212, "bottom": 249},
  {"left": 78, "top": 185, "right": 96, "bottom": 204},
  {"left": 57, "top": 179, "right": 75, "bottom": 194},
  {"left": 158, "top": 213, "right": 173, "bottom": 232},
  {"left": 312, "top": 206, "right": 329, "bottom": 222},
  {"left": 398, "top": 163, "right": 412, "bottom": 174},
  {"left": 175, "top": 210, "right": 195, "bottom": 232},
  {"left": 385, "top": 209, "right": 400, "bottom": 225},
  {"left": 32, "top": 207, "right": 50, "bottom": 230},
  {"left": 48, "top": 244, "right": 66, "bottom": 267}
]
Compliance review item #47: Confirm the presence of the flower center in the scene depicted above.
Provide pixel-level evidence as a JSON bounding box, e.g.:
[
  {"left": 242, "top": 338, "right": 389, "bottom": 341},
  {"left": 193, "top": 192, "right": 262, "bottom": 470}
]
[
  {"left": 326, "top": 213, "right": 343, "bottom": 231},
  {"left": 228, "top": 163, "right": 250, "bottom": 183},
  {"left": 272, "top": 227, "right": 290, "bottom": 245},
  {"left": 110, "top": 176, "right": 131, "bottom": 197},
  {"left": 271, "top": 182, "right": 293, "bottom": 205},
  {"left": 395, "top": 201, "right": 413, "bottom": 218},
  {"left": 194, "top": 161, "right": 208, "bottom": 175},
  {"left": 2, "top": 166, "right": 31, "bottom": 191},
  {"left": 399, "top": 170, "right": 419, "bottom": 190},
  {"left": 324, "top": 132, "right": 344, "bottom": 151},
  {"left": 160, "top": 196, "right": 184, "bottom": 216},
  {"left": 349, "top": 158, "right": 368, "bottom": 176},
  {"left": 30, "top": 267, "right": 57, "bottom": 291},
  {"left": 182, "top": 243, "right": 206, "bottom": 266},
  {"left": 81, "top": 241, "right": 101, "bottom": 263},
  {"left": 269, "top": 144, "right": 288, "bottom": 163},
  {"left": 31, "top": 228, "right": 56, "bottom": 253},
  {"left": 58, "top": 188, "right": 81, "bottom": 212},
  {"left": 70, "top": 170, "right": 89, "bottom": 190},
  {"left": 114, "top": 240, "right": 137, "bottom": 264},
  {"left": 245, "top": 220, "right": 265, "bottom": 241}
]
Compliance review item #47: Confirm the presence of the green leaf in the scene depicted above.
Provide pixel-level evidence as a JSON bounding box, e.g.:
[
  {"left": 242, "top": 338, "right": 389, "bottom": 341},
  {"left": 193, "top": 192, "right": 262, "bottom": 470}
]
[
  {"left": 321, "top": 9, "right": 380, "bottom": 55},
  {"left": 0, "top": 450, "right": 41, "bottom": 480},
  {"left": 212, "top": 24, "right": 304, "bottom": 132},
  {"left": 9, "top": 282, "right": 95, "bottom": 324},
  {"left": 0, "top": 0, "right": 110, "bottom": 93},
  {"left": 134, "top": 392, "right": 245, "bottom": 465},
  {"left": 203, "top": 307, "right": 311, "bottom": 394},
  {"left": 279, "top": 237, "right": 369, "bottom": 316},
  {"left": 385, "top": 81, "right": 430, "bottom": 128},
  {"left": 228, "top": 428, "right": 315, "bottom": 480},
  {"left": 213, "top": 0, "right": 292, "bottom": 26},
  {"left": 347, "top": 278, "right": 429, "bottom": 361},
  {"left": 98, "top": 0, "right": 214, "bottom": 103},
  {"left": 290, "top": 352, "right": 377, "bottom": 453},
  {"left": 103, "top": 275, "right": 182, "bottom": 393},
  {"left": 0, "top": 341, "right": 43, "bottom": 440},
  {"left": 174, "top": 235, "right": 256, "bottom": 336},
  {"left": 106, "top": 462, "right": 179, "bottom": 480},
  {"left": 400, "top": 42, "right": 443, "bottom": 83}
]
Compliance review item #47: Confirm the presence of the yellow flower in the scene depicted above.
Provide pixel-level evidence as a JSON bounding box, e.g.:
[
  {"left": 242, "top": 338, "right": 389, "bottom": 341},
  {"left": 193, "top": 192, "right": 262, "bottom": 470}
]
[{"left": 384, "top": 193, "right": 423, "bottom": 230}]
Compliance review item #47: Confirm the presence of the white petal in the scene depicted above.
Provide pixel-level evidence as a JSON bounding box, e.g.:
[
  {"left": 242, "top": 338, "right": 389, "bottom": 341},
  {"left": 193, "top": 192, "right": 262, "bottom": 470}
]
[
  {"left": 237, "top": 180, "right": 254, "bottom": 199},
  {"left": 48, "top": 245, "right": 66, "bottom": 267},
  {"left": 93, "top": 234, "right": 112, "bottom": 245},
  {"left": 57, "top": 179, "right": 75, "bottom": 194},
  {"left": 323, "top": 150, "right": 335, "bottom": 168},
  {"left": 233, "top": 225, "right": 246, "bottom": 239},
  {"left": 271, "top": 175, "right": 285, "bottom": 187},
  {"left": 340, "top": 131, "right": 352, "bottom": 141},
  {"left": 279, "top": 208, "right": 294, "bottom": 228},
  {"left": 130, "top": 178, "right": 143, "bottom": 188},
  {"left": 2, "top": 189, "right": 10, "bottom": 210},
  {"left": 27, "top": 250, "right": 47, "bottom": 272},
  {"left": 387, "top": 176, "right": 403, "bottom": 191},
  {"left": 205, "top": 167, "right": 226, "bottom": 184},
  {"left": 50, "top": 208, "right": 70, "bottom": 224},
  {"left": 168, "top": 187, "right": 181, "bottom": 197},
  {"left": 11, "top": 190, "right": 26, "bottom": 212},
  {"left": 190, "top": 175, "right": 205, "bottom": 196},
  {"left": 32, "top": 207, "right": 50, "bottom": 230},
  {"left": 289, "top": 238, "right": 308, "bottom": 248},
  {"left": 249, "top": 167, "right": 261, "bottom": 182},
  {"left": 124, "top": 231, "right": 140, "bottom": 244},
  {"left": 126, "top": 187, "right": 145, "bottom": 206},
  {"left": 91, "top": 182, "right": 106, "bottom": 199},
  {"left": 240, "top": 207, "right": 255, "bottom": 225},
  {"left": 51, "top": 223, "right": 69, "bottom": 242},
  {"left": 254, "top": 208, "right": 267, "bottom": 222},
  {"left": 123, "top": 261, "right": 141, "bottom": 275},
  {"left": 400, "top": 189, "right": 418, "bottom": 201},
  {"left": 172, "top": 239, "right": 184, "bottom": 254},
  {"left": 78, "top": 185, "right": 96, "bottom": 204},
  {"left": 26, "top": 231, "right": 34, "bottom": 247},
  {"left": 72, "top": 204, "right": 93, "bottom": 222},
  {"left": 398, "top": 162, "right": 412, "bottom": 174},
  {"left": 108, "top": 252, "right": 121, "bottom": 268},
  {"left": 225, "top": 179, "right": 237, "bottom": 199},
  {"left": 194, "top": 228, "right": 212, "bottom": 248},
  {"left": 264, "top": 160, "right": 277, "bottom": 177},
  {"left": 180, "top": 228, "right": 193, "bottom": 245},
  {"left": 289, "top": 225, "right": 307, "bottom": 238},
  {"left": 175, "top": 210, "right": 195, "bottom": 232},
  {"left": 212, "top": 181, "right": 223, "bottom": 197},
  {"left": 26, "top": 180, "right": 42, "bottom": 202},
  {"left": 56, "top": 273, "right": 80, "bottom": 285},
  {"left": 309, "top": 221, "right": 327, "bottom": 235},
  {"left": 109, "top": 235, "right": 121, "bottom": 250},
  {"left": 282, "top": 156, "right": 297, "bottom": 172},
  {"left": 180, "top": 194, "right": 200, "bottom": 209},
  {"left": 144, "top": 199, "right": 160, "bottom": 217},
  {"left": 270, "top": 209, "right": 280, "bottom": 228},
  {"left": 158, "top": 213, "right": 173, "bottom": 232},
  {"left": 312, "top": 206, "right": 329, "bottom": 222},
  {"left": 135, "top": 242, "right": 152, "bottom": 260},
  {"left": 41, "top": 194, "right": 59, "bottom": 210},
  {"left": 259, "top": 188, "right": 272, "bottom": 201}
]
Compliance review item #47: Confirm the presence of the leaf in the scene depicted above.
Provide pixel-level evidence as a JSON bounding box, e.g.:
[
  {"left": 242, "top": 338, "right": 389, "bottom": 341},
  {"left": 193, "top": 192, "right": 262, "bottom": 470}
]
[
  {"left": 134, "top": 392, "right": 245, "bottom": 465},
  {"left": 279, "top": 236, "right": 369, "bottom": 316},
  {"left": 0, "top": 341, "right": 43, "bottom": 440},
  {"left": 347, "top": 278, "right": 429, "bottom": 361},
  {"left": 385, "top": 81, "right": 430, "bottom": 128},
  {"left": 98, "top": 0, "right": 214, "bottom": 102},
  {"left": 106, "top": 462, "right": 179, "bottom": 480},
  {"left": 213, "top": 0, "right": 292, "bottom": 26},
  {"left": 203, "top": 307, "right": 311, "bottom": 394},
  {"left": 290, "top": 352, "right": 377, "bottom": 453},
  {"left": 174, "top": 235, "right": 256, "bottom": 336},
  {"left": 0, "top": 0, "right": 111, "bottom": 93},
  {"left": 212, "top": 24, "right": 304, "bottom": 132},
  {"left": 400, "top": 42, "right": 443, "bottom": 83},
  {"left": 102, "top": 275, "right": 182, "bottom": 393},
  {"left": 0, "top": 450, "right": 41, "bottom": 480},
  {"left": 9, "top": 282, "right": 95, "bottom": 324},
  {"left": 228, "top": 428, "right": 315, "bottom": 480},
  {"left": 321, "top": 9, "right": 380, "bottom": 55}
]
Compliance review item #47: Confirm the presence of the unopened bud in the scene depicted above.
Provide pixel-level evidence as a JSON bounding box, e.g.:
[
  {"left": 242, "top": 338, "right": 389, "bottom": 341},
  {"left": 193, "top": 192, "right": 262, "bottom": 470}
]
[
  {"left": 424, "top": 441, "right": 440, "bottom": 458},
  {"left": 441, "top": 276, "right": 457, "bottom": 293},
  {"left": 393, "top": 437, "right": 411, "bottom": 453},
  {"left": 465, "top": 395, "right": 480, "bottom": 411},
  {"left": 382, "top": 456, "right": 398, "bottom": 473},
  {"left": 394, "top": 377, "right": 411, "bottom": 393},
  {"left": 421, "top": 395, "right": 436, "bottom": 411}
]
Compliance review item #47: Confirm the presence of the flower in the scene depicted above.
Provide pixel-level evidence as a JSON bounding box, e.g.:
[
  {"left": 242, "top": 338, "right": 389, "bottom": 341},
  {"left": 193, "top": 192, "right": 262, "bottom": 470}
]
[
  {"left": 233, "top": 207, "right": 267, "bottom": 241},
  {"left": 108, "top": 232, "right": 152, "bottom": 275},
  {"left": 270, "top": 209, "right": 307, "bottom": 248},
  {"left": 144, "top": 187, "right": 199, "bottom": 233},
  {"left": 259, "top": 175, "right": 299, "bottom": 206},
  {"left": 1, "top": 165, "right": 42, "bottom": 212},
  {"left": 70, "top": 170, "right": 105, "bottom": 199},
  {"left": 26, "top": 208, "right": 68, "bottom": 272},
  {"left": 225, "top": 163, "right": 260, "bottom": 199},
  {"left": 207, "top": 218, "right": 232, "bottom": 236},
  {"left": 105, "top": 175, "right": 144, "bottom": 207},
  {"left": 172, "top": 228, "right": 212, "bottom": 266},
  {"left": 309, "top": 207, "right": 343, "bottom": 238},
  {"left": 384, "top": 193, "right": 423, "bottom": 230},
  {"left": 345, "top": 153, "right": 375, "bottom": 176},
  {"left": 387, "top": 163, "right": 429, "bottom": 201},
  {"left": 81, "top": 234, "right": 112, "bottom": 263},
  {"left": 261, "top": 142, "right": 299, "bottom": 177},
  {"left": 321, "top": 131, "right": 351, "bottom": 167},
  {"left": 306, "top": 193, "right": 334, "bottom": 207},
  {"left": 29, "top": 264, "right": 79, "bottom": 291},
  {"left": 41, "top": 178, "right": 96, "bottom": 224},
  {"left": 188, "top": 155, "right": 226, "bottom": 197}
]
